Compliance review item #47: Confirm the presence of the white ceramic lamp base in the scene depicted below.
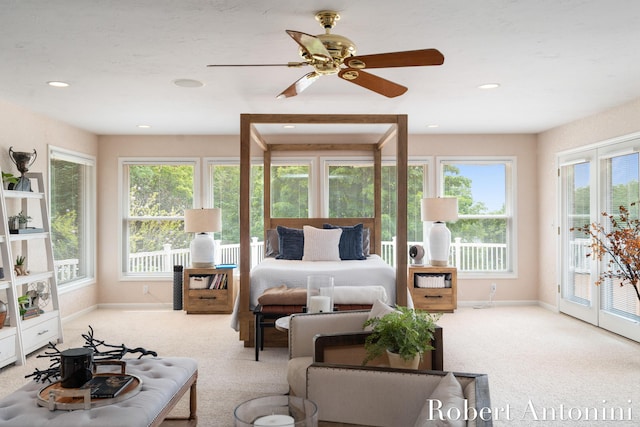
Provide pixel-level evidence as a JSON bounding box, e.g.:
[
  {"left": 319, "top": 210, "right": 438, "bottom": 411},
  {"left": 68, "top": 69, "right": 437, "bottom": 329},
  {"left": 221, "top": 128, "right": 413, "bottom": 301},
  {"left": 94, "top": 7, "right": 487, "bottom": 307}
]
[
  {"left": 190, "top": 233, "right": 215, "bottom": 268},
  {"left": 429, "top": 222, "right": 451, "bottom": 266}
]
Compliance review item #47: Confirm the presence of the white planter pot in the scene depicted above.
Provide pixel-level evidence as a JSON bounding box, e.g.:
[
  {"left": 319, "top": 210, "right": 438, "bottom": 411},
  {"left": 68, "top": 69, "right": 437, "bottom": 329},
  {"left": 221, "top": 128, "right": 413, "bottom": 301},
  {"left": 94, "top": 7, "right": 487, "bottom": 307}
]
[{"left": 386, "top": 350, "right": 420, "bottom": 370}]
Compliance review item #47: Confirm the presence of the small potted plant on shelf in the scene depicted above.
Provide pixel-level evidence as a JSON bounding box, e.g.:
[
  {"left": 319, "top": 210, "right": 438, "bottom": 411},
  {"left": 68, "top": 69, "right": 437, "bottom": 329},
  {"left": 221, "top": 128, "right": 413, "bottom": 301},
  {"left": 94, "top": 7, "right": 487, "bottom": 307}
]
[
  {"left": 363, "top": 306, "right": 441, "bottom": 369},
  {"left": 14, "top": 255, "right": 28, "bottom": 276},
  {"left": 8, "top": 211, "right": 32, "bottom": 231}
]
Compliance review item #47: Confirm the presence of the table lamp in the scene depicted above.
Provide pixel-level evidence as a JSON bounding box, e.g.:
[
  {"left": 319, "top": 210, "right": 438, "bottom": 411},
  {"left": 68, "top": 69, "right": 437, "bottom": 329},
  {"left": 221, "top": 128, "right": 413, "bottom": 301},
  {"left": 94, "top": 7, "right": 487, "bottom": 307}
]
[
  {"left": 421, "top": 197, "right": 458, "bottom": 266},
  {"left": 184, "top": 208, "right": 222, "bottom": 268}
]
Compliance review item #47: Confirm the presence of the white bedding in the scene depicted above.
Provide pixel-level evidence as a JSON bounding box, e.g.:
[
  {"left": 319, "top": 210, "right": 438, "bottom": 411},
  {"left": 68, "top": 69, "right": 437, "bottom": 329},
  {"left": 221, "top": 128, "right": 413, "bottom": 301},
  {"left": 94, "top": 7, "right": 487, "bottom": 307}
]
[
  {"left": 249, "top": 255, "right": 396, "bottom": 308},
  {"left": 230, "top": 255, "right": 396, "bottom": 331}
]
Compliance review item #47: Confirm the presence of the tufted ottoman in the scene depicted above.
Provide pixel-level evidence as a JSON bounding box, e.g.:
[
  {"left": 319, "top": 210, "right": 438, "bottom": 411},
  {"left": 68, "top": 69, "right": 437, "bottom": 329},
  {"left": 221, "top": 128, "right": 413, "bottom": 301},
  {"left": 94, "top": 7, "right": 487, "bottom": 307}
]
[{"left": 0, "top": 357, "right": 198, "bottom": 427}]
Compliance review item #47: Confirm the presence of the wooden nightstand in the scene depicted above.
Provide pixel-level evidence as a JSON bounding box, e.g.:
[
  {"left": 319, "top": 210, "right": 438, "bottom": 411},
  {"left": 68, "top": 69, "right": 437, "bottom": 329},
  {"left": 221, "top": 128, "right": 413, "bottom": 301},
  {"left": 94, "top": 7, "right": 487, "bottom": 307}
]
[
  {"left": 183, "top": 267, "right": 235, "bottom": 314},
  {"left": 408, "top": 266, "right": 457, "bottom": 312}
]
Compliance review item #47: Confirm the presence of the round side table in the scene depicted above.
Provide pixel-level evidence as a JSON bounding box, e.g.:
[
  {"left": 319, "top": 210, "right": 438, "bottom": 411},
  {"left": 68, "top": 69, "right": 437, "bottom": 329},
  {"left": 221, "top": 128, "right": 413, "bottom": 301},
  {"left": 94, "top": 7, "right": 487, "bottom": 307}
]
[{"left": 234, "top": 395, "right": 318, "bottom": 426}]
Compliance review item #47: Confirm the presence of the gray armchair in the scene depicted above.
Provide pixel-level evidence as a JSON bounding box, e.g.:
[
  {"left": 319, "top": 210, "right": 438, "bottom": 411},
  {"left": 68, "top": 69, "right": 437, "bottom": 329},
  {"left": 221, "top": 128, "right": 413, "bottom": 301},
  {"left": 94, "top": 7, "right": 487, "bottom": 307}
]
[
  {"left": 307, "top": 364, "right": 492, "bottom": 426},
  {"left": 286, "top": 310, "right": 443, "bottom": 397}
]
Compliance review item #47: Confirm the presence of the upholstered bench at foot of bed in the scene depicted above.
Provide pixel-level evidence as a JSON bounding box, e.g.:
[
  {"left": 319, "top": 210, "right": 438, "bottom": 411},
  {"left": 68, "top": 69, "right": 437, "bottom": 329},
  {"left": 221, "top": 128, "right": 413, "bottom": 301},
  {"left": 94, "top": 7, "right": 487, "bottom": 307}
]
[{"left": 0, "top": 357, "right": 198, "bottom": 427}]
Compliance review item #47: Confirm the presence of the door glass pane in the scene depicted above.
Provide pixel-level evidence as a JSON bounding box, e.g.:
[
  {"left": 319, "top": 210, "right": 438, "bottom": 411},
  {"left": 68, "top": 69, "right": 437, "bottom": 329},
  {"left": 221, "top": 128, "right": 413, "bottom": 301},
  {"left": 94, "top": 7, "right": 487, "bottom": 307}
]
[
  {"left": 601, "top": 153, "right": 640, "bottom": 321},
  {"left": 562, "top": 161, "right": 592, "bottom": 305}
]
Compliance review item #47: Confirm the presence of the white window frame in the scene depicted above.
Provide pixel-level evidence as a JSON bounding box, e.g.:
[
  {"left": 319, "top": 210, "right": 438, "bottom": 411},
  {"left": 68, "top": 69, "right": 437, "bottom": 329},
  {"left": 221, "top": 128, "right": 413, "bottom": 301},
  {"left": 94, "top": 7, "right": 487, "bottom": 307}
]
[
  {"left": 119, "top": 158, "right": 200, "bottom": 280},
  {"left": 436, "top": 156, "right": 517, "bottom": 278},
  {"left": 48, "top": 145, "right": 96, "bottom": 292}
]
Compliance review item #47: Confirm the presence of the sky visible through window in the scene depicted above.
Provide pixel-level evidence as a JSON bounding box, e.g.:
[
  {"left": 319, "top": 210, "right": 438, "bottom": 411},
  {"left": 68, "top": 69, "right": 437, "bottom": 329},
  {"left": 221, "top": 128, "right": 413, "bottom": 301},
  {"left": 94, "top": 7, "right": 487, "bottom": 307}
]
[{"left": 456, "top": 164, "right": 505, "bottom": 212}]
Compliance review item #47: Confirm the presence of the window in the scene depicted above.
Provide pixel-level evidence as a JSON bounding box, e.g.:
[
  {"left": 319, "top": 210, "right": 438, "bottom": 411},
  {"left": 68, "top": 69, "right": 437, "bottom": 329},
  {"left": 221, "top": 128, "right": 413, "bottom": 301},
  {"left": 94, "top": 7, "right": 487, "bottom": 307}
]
[
  {"left": 209, "top": 160, "right": 264, "bottom": 245},
  {"left": 49, "top": 147, "right": 96, "bottom": 286},
  {"left": 271, "top": 161, "right": 310, "bottom": 218},
  {"left": 439, "top": 158, "right": 515, "bottom": 274},
  {"left": 121, "top": 160, "right": 196, "bottom": 276}
]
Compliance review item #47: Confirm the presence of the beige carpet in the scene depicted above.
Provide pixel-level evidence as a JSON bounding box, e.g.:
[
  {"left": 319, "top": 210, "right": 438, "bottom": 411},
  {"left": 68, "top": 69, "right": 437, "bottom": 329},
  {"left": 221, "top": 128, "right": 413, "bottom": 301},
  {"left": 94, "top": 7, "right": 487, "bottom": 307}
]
[{"left": 0, "top": 305, "right": 638, "bottom": 426}]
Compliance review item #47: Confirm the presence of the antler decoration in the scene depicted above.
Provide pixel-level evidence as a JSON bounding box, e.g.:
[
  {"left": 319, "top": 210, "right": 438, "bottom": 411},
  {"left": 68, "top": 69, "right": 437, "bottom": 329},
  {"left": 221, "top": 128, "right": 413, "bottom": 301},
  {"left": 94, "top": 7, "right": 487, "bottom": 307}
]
[{"left": 26, "top": 326, "right": 158, "bottom": 383}]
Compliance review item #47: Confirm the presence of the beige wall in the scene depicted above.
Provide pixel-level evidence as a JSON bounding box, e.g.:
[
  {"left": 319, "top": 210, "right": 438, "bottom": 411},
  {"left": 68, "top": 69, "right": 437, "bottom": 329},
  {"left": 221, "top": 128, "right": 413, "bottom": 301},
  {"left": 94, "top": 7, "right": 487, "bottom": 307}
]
[
  {"left": 97, "top": 135, "right": 238, "bottom": 305},
  {"left": 98, "top": 133, "right": 540, "bottom": 306},
  {"left": 537, "top": 98, "right": 640, "bottom": 308},
  {"left": 0, "top": 99, "right": 99, "bottom": 319},
  {"left": 5, "top": 93, "right": 640, "bottom": 315},
  {"left": 409, "top": 134, "right": 539, "bottom": 303}
]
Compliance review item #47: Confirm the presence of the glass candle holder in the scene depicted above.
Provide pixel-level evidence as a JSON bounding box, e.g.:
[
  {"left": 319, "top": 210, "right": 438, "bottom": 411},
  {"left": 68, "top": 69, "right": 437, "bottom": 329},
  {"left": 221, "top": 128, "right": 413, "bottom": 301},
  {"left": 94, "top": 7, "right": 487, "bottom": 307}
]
[
  {"left": 306, "top": 275, "right": 334, "bottom": 313},
  {"left": 233, "top": 395, "right": 318, "bottom": 426}
]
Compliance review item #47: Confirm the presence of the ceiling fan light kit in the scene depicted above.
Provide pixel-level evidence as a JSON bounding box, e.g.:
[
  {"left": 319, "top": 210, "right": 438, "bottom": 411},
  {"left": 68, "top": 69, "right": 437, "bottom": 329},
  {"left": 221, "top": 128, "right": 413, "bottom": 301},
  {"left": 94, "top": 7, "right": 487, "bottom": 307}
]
[{"left": 208, "top": 10, "right": 444, "bottom": 99}]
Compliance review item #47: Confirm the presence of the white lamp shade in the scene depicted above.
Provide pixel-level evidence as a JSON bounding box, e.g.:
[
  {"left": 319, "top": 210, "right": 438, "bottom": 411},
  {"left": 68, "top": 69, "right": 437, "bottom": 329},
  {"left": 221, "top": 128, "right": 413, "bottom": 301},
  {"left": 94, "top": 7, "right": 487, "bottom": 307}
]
[
  {"left": 184, "top": 208, "right": 222, "bottom": 233},
  {"left": 421, "top": 197, "right": 458, "bottom": 222}
]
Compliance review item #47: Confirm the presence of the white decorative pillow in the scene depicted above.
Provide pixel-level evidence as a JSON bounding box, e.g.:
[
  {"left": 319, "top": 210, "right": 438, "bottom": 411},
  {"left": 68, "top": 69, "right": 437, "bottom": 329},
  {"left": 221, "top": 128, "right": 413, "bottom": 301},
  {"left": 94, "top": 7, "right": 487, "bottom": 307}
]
[
  {"left": 413, "top": 372, "right": 466, "bottom": 427},
  {"left": 302, "top": 226, "right": 342, "bottom": 261},
  {"left": 364, "top": 299, "right": 397, "bottom": 331}
]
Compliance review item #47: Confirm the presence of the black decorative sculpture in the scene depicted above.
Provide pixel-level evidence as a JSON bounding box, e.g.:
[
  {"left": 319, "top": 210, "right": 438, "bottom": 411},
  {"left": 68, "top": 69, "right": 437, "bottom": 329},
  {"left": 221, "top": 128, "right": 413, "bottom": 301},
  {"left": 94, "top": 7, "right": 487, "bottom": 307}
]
[{"left": 26, "top": 326, "right": 157, "bottom": 383}]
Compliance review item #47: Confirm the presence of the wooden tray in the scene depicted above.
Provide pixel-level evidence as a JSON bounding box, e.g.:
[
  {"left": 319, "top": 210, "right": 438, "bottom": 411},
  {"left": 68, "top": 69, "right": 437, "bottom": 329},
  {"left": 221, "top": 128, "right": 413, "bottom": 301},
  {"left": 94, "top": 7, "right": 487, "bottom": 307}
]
[{"left": 36, "top": 374, "right": 142, "bottom": 411}]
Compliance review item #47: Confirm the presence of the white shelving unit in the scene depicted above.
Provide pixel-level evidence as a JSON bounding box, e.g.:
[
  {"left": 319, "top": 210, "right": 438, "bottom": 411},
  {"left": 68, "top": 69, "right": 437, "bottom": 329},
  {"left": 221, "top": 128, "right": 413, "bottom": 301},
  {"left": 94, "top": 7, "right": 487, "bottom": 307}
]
[{"left": 0, "top": 171, "right": 63, "bottom": 368}]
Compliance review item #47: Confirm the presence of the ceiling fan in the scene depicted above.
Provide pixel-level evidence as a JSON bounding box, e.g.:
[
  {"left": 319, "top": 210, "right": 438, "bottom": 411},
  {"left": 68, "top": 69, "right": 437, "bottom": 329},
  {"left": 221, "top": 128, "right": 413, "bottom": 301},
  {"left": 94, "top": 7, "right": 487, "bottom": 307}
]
[{"left": 207, "top": 10, "right": 444, "bottom": 98}]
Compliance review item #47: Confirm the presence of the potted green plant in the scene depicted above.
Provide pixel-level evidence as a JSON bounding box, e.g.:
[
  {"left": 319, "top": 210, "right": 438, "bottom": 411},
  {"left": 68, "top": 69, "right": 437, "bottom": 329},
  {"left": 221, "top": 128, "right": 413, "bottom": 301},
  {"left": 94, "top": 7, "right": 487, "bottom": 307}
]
[
  {"left": 15, "top": 255, "right": 27, "bottom": 276},
  {"left": 2, "top": 172, "right": 18, "bottom": 190},
  {"left": 363, "top": 306, "right": 441, "bottom": 369}
]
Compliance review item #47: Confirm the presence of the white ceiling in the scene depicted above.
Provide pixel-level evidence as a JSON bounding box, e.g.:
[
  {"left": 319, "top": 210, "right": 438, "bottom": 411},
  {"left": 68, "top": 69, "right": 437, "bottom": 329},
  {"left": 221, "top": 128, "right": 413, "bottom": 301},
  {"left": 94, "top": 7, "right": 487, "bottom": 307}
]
[{"left": 1, "top": 0, "right": 640, "bottom": 136}]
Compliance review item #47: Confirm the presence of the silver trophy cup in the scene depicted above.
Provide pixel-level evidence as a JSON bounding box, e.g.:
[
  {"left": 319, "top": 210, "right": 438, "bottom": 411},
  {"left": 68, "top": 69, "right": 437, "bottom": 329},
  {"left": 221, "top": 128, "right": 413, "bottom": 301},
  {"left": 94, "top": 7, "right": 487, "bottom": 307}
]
[{"left": 8, "top": 147, "right": 37, "bottom": 191}]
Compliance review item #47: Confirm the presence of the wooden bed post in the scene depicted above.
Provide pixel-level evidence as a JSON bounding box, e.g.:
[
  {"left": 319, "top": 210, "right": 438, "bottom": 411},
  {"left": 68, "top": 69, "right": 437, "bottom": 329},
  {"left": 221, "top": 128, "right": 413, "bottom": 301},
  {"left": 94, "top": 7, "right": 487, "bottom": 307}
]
[
  {"left": 396, "top": 114, "right": 408, "bottom": 306},
  {"left": 239, "top": 114, "right": 252, "bottom": 342}
]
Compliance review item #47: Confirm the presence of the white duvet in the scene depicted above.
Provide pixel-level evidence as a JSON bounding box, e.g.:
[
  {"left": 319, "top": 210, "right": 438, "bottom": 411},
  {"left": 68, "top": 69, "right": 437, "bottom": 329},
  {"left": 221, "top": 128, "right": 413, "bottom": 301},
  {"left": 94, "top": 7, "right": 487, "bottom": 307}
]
[{"left": 230, "top": 255, "right": 396, "bottom": 331}]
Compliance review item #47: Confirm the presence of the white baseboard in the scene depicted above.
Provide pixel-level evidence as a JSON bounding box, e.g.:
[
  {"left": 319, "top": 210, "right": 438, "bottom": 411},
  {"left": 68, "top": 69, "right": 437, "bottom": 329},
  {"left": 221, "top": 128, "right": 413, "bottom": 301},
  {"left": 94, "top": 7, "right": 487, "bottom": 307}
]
[
  {"left": 458, "top": 300, "right": 539, "bottom": 308},
  {"left": 62, "top": 305, "right": 98, "bottom": 324},
  {"left": 97, "top": 302, "right": 175, "bottom": 311}
]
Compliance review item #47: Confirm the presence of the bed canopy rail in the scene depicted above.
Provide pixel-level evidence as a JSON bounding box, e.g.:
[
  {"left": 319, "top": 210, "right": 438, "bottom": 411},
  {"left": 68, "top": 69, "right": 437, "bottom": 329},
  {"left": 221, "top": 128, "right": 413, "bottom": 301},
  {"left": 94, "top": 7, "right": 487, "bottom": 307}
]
[{"left": 239, "top": 113, "right": 408, "bottom": 343}]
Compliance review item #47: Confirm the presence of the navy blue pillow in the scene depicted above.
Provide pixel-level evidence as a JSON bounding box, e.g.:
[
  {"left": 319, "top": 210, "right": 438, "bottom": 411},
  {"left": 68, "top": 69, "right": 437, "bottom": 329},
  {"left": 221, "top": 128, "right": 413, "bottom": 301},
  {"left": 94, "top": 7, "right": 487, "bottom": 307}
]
[
  {"left": 323, "top": 223, "right": 366, "bottom": 260},
  {"left": 276, "top": 226, "right": 304, "bottom": 260}
]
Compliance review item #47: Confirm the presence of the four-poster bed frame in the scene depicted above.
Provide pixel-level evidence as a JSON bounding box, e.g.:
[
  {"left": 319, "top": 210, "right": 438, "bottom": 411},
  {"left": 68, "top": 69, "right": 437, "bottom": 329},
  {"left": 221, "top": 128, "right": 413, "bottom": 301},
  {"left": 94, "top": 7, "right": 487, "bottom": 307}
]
[{"left": 238, "top": 113, "right": 408, "bottom": 344}]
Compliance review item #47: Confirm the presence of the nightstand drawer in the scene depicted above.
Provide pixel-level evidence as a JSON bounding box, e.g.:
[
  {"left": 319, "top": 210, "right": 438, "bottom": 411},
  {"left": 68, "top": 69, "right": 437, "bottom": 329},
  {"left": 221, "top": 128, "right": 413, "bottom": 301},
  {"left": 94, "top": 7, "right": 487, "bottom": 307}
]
[
  {"left": 412, "top": 288, "right": 453, "bottom": 305},
  {"left": 186, "top": 289, "right": 229, "bottom": 311}
]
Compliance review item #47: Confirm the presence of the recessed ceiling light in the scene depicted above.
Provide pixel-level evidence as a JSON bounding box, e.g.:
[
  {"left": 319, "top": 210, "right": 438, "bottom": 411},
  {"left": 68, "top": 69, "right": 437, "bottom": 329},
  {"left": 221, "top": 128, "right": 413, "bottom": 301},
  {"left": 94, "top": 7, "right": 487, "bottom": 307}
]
[
  {"left": 478, "top": 83, "right": 500, "bottom": 90},
  {"left": 173, "top": 79, "right": 204, "bottom": 88},
  {"left": 137, "top": 124, "right": 152, "bottom": 129},
  {"left": 426, "top": 124, "right": 439, "bottom": 128},
  {"left": 283, "top": 125, "right": 296, "bottom": 129},
  {"left": 47, "top": 81, "right": 69, "bottom": 88}
]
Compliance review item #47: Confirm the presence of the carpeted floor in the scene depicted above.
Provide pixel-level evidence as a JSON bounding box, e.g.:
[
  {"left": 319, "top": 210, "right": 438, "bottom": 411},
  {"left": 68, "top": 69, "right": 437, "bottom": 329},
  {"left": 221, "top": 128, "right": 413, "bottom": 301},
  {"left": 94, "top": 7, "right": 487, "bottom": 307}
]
[{"left": 0, "top": 305, "right": 638, "bottom": 426}]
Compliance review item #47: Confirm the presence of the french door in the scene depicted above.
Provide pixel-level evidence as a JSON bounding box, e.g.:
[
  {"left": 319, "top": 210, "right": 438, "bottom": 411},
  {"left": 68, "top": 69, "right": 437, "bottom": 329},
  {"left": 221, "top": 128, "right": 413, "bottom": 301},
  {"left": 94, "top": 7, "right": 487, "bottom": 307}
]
[
  {"left": 559, "top": 154, "right": 598, "bottom": 325},
  {"left": 559, "top": 139, "right": 640, "bottom": 342}
]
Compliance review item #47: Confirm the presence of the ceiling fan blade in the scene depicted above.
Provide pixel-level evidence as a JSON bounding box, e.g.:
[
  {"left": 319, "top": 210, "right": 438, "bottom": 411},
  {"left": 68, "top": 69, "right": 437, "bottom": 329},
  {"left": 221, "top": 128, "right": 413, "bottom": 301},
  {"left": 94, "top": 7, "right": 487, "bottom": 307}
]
[
  {"left": 277, "top": 72, "right": 321, "bottom": 99},
  {"left": 344, "top": 49, "right": 445, "bottom": 69},
  {"left": 285, "top": 30, "right": 333, "bottom": 62},
  {"left": 338, "top": 68, "right": 407, "bottom": 98},
  {"left": 207, "top": 62, "right": 307, "bottom": 68}
]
